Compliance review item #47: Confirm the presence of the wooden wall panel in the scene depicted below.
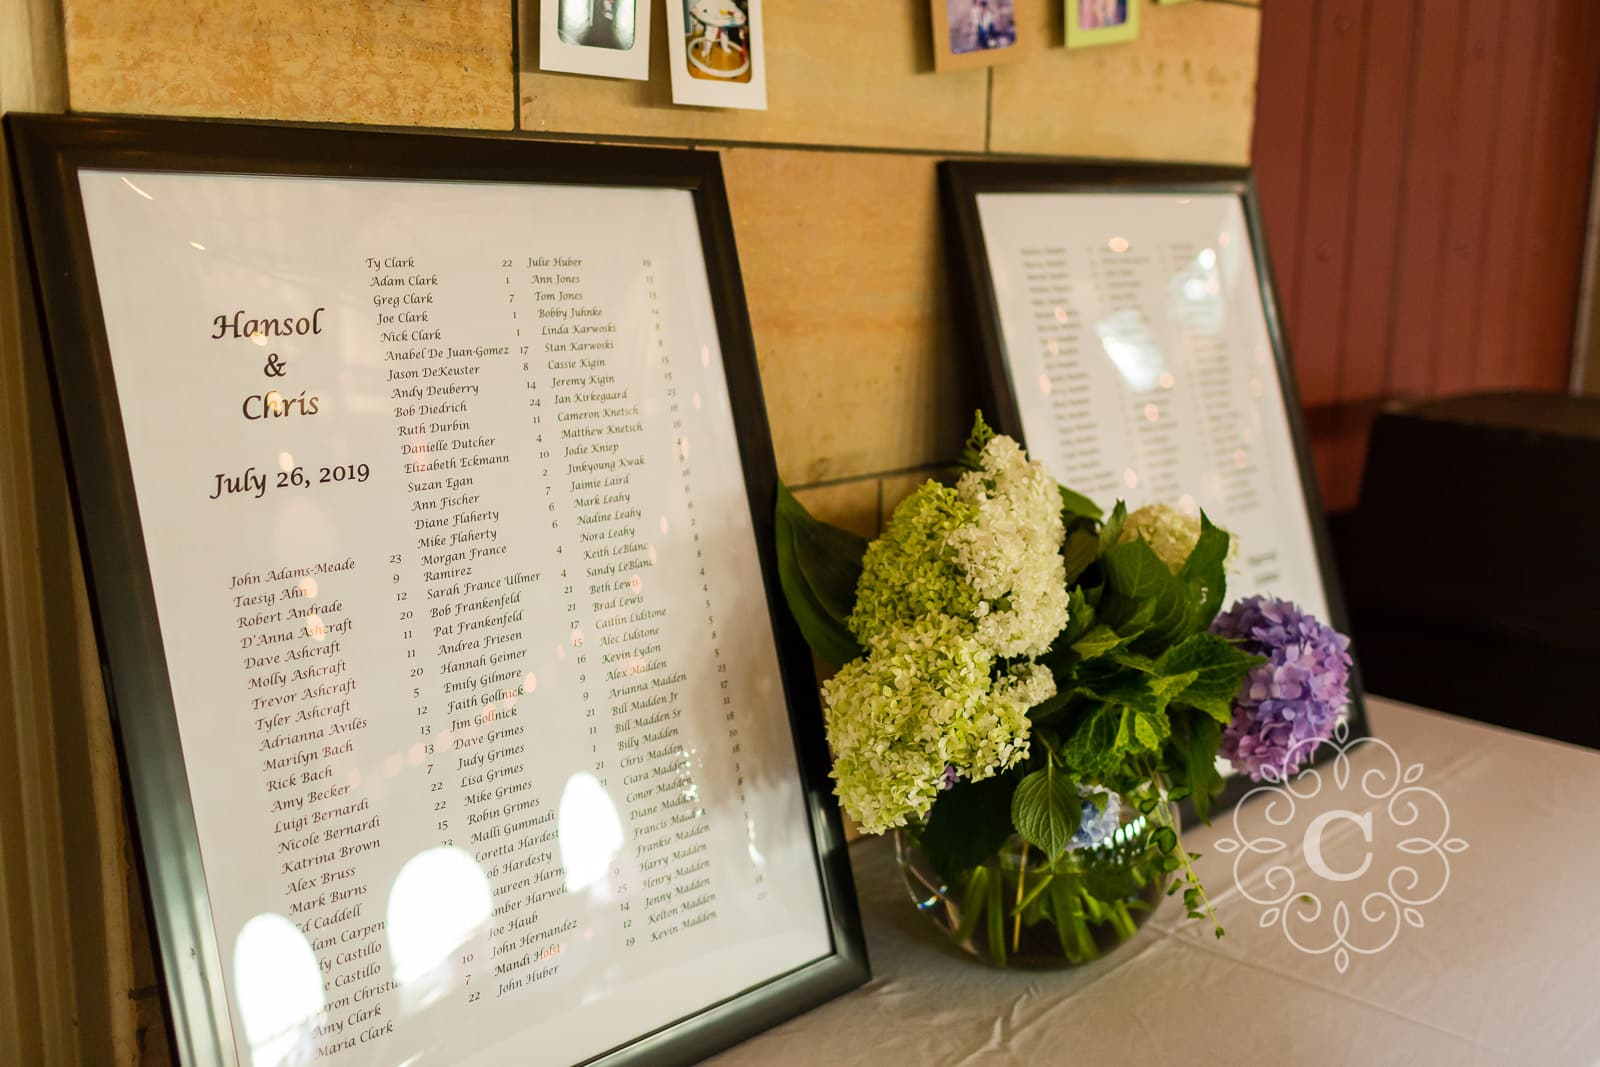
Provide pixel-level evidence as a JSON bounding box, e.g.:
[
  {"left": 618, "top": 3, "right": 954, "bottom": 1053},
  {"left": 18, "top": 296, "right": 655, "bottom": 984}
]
[
  {"left": 63, "top": 0, "right": 514, "bottom": 128},
  {"left": 1336, "top": 0, "right": 1416, "bottom": 404},
  {"left": 1255, "top": 0, "right": 1600, "bottom": 511},
  {"left": 1522, "top": 0, "right": 1600, "bottom": 390},
  {"left": 722, "top": 148, "right": 969, "bottom": 485},
  {"left": 1430, "top": 0, "right": 1509, "bottom": 395},
  {"left": 1286, "top": 0, "right": 1367, "bottom": 408},
  {"left": 1382, "top": 6, "right": 1464, "bottom": 400},
  {"left": 1250, "top": 0, "right": 1316, "bottom": 316},
  {"left": 989, "top": 0, "right": 1257, "bottom": 163},
  {"left": 1465, "top": 5, "right": 1540, "bottom": 391},
  {"left": 519, "top": 1, "right": 987, "bottom": 151}
]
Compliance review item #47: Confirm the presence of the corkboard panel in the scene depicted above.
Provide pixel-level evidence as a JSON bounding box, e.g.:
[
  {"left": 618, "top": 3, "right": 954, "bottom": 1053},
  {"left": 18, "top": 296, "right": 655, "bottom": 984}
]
[
  {"left": 62, "top": 0, "right": 513, "bottom": 128},
  {"left": 989, "top": 1, "right": 1259, "bottom": 163},
  {"left": 720, "top": 147, "right": 972, "bottom": 485},
  {"left": 519, "top": 1, "right": 988, "bottom": 152}
]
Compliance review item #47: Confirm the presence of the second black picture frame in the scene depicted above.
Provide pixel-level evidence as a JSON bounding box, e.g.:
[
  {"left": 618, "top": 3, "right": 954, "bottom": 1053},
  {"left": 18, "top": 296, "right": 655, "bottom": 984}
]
[{"left": 939, "top": 159, "right": 1369, "bottom": 820}]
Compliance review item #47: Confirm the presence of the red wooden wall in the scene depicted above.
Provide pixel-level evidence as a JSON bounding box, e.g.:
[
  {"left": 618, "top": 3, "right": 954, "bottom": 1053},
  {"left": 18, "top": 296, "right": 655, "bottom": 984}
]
[{"left": 1253, "top": 0, "right": 1600, "bottom": 511}]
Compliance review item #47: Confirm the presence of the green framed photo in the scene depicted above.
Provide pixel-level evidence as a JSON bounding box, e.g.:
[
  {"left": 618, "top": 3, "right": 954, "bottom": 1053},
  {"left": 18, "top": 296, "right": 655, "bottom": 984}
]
[{"left": 1065, "top": 0, "right": 1140, "bottom": 48}]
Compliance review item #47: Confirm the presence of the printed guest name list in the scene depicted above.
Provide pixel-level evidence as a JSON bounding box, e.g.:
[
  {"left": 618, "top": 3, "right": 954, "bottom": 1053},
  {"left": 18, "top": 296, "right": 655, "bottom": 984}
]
[{"left": 77, "top": 172, "right": 831, "bottom": 1067}]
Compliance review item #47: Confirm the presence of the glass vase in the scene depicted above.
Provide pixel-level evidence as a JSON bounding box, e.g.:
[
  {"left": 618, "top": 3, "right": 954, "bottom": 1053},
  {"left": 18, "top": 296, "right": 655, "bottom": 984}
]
[{"left": 894, "top": 800, "right": 1170, "bottom": 968}]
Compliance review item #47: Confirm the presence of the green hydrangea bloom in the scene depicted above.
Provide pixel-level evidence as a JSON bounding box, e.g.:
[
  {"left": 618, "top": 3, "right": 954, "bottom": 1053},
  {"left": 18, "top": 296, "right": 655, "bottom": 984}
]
[
  {"left": 822, "top": 613, "right": 1052, "bottom": 834},
  {"left": 1118, "top": 503, "right": 1202, "bottom": 573},
  {"left": 846, "top": 480, "right": 980, "bottom": 645}
]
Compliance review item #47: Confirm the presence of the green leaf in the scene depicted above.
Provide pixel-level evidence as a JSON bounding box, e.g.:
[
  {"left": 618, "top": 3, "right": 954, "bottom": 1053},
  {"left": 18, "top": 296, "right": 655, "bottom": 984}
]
[
  {"left": 1155, "top": 632, "right": 1262, "bottom": 724},
  {"left": 920, "top": 776, "right": 1019, "bottom": 884},
  {"left": 952, "top": 868, "right": 989, "bottom": 944},
  {"left": 958, "top": 410, "right": 996, "bottom": 470},
  {"left": 1179, "top": 511, "right": 1230, "bottom": 632},
  {"left": 1116, "top": 704, "right": 1170, "bottom": 753},
  {"left": 1070, "top": 624, "right": 1127, "bottom": 661},
  {"left": 1011, "top": 761, "right": 1081, "bottom": 858},
  {"left": 792, "top": 527, "right": 865, "bottom": 626},
  {"left": 1062, "top": 527, "right": 1100, "bottom": 586},
  {"left": 1079, "top": 855, "right": 1140, "bottom": 903},
  {"left": 987, "top": 866, "right": 1007, "bottom": 965},
  {"left": 1100, "top": 537, "right": 1193, "bottom": 651},
  {"left": 1060, "top": 704, "right": 1123, "bottom": 779},
  {"left": 774, "top": 483, "right": 864, "bottom": 666},
  {"left": 1023, "top": 687, "right": 1075, "bottom": 724},
  {"left": 1060, "top": 587, "right": 1094, "bottom": 645},
  {"left": 1150, "top": 669, "right": 1200, "bottom": 705},
  {"left": 1099, "top": 499, "right": 1128, "bottom": 553},
  {"left": 1059, "top": 484, "right": 1104, "bottom": 522},
  {"left": 1168, "top": 707, "right": 1225, "bottom": 821}
]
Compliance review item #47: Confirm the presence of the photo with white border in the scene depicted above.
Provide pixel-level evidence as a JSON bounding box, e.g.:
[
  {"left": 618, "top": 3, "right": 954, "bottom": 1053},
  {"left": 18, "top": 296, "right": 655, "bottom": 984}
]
[
  {"left": 666, "top": 0, "right": 768, "bottom": 111},
  {"left": 540, "top": 0, "right": 651, "bottom": 81}
]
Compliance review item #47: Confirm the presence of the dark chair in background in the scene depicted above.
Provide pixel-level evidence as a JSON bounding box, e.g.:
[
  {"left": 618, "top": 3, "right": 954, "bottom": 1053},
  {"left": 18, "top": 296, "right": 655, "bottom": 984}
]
[{"left": 1344, "top": 391, "right": 1600, "bottom": 750}]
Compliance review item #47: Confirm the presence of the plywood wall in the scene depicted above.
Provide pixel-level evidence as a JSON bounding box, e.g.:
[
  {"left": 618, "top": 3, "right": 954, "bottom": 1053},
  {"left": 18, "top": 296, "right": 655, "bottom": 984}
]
[
  {"left": 5, "top": 1, "right": 1261, "bottom": 1060},
  {"left": 1253, "top": 0, "right": 1600, "bottom": 511},
  {"left": 59, "top": 0, "right": 1262, "bottom": 533}
]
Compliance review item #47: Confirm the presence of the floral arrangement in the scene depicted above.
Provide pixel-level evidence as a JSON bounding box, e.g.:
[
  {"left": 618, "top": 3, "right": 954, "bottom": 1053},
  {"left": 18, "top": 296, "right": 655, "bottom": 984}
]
[{"left": 776, "top": 414, "right": 1352, "bottom": 965}]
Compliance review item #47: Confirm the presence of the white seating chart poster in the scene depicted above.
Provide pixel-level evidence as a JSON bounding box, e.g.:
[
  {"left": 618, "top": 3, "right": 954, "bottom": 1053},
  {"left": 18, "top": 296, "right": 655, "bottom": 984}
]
[
  {"left": 71, "top": 167, "right": 837, "bottom": 1066},
  {"left": 973, "top": 190, "right": 1333, "bottom": 624}
]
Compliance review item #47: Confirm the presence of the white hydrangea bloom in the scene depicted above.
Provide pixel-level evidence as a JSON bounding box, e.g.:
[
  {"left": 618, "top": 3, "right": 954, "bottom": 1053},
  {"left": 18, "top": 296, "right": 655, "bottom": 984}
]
[
  {"left": 821, "top": 614, "right": 1049, "bottom": 834},
  {"left": 947, "top": 435, "right": 1070, "bottom": 658}
]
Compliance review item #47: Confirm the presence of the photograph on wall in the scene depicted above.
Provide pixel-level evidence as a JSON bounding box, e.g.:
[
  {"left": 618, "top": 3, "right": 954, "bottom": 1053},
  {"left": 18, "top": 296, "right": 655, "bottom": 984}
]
[
  {"left": 539, "top": 0, "right": 651, "bottom": 81},
  {"left": 666, "top": 0, "right": 768, "bottom": 109},
  {"left": 931, "top": 0, "right": 1027, "bottom": 72},
  {"left": 1066, "top": 0, "right": 1140, "bottom": 48}
]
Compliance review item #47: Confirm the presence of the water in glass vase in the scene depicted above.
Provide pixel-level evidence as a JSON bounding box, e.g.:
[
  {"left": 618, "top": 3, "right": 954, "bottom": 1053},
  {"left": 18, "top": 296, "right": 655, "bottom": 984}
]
[{"left": 895, "top": 797, "right": 1170, "bottom": 968}]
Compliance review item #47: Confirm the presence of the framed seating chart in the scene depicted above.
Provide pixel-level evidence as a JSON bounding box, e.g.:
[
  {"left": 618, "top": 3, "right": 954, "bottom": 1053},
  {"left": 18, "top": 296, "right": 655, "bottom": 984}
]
[
  {"left": 939, "top": 160, "right": 1367, "bottom": 814},
  {"left": 8, "top": 114, "right": 866, "bottom": 1067}
]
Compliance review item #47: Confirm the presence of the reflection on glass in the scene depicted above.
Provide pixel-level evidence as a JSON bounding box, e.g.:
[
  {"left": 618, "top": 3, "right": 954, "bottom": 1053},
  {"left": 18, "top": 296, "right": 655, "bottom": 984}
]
[
  {"left": 1168, "top": 248, "right": 1225, "bottom": 334},
  {"left": 233, "top": 913, "right": 324, "bottom": 1067},
  {"left": 1095, "top": 310, "right": 1166, "bottom": 392},
  {"left": 386, "top": 845, "right": 494, "bottom": 1007},
  {"left": 559, "top": 772, "right": 624, "bottom": 893},
  {"left": 558, "top": 0, "right": 637, "bottom": 50}
]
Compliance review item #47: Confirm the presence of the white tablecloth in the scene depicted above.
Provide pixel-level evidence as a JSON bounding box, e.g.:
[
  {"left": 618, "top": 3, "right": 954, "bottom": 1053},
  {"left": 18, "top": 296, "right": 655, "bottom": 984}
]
[{"left": 709, "top": 698, "right": 1600, "bottom": 1066}]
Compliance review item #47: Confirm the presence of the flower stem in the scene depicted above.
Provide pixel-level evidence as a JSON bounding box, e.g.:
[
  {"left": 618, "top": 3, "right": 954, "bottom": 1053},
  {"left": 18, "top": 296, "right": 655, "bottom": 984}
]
[
  {"left": 1012, "top": 839, "right": 1029, "bottom": 953},
  {"left": 1141, "top": 759, "right": 1222, "bottom": 937}
]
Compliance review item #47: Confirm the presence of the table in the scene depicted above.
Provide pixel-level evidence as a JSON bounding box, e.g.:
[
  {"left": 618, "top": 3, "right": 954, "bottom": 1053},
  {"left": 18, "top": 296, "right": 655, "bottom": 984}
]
[{"left": 710, "top": 698, "right": 1600, "bottom": 1066}]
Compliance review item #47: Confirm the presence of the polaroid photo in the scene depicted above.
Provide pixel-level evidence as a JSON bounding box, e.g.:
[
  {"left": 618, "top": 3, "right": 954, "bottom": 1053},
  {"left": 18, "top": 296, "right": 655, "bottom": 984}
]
[
  {"left": 932, "top": 0, "right": 1028, "bottom": 73},
  {"left": 666, "top": 0, "right": 768, "bottom": 110},
  {"left": 1066, "top": 0, "right": 1141, "bottom": 48},
  {"left": 540, "top": 0, "right": 651, "bottom": 80}
]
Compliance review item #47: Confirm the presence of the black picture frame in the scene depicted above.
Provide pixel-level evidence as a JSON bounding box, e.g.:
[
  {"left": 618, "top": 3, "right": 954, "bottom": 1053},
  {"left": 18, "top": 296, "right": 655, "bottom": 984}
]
[
  {"left": 6, "top": 112, "right": 867, "bottom": 1067},
  {"left": 938, "top": 159, "right": 1369, "bottom": 822}
]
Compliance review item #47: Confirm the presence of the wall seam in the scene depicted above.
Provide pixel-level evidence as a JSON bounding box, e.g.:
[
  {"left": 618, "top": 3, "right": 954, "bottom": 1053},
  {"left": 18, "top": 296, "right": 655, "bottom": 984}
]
[
  {"left": 510, "top": 0, "right": 522, "bottom": 130},
  {"left": 984, "top": 68, "right": 993, "bottom": 153},
  {"left": 788, "top": 462, "right": 947, "bottom": 494}
]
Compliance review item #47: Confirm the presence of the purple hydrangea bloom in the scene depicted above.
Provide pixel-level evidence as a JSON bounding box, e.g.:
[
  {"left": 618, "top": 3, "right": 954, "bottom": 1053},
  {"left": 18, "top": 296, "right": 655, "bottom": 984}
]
[
  {"left": 1210, "top": 596, "right": 1352, "bottom": 782},
  {"left": 1069, "top": 788, "right": 1121, "bottom": 850},
  {"left": 939, "top": 764, "right": 960, "bottom": 791}
]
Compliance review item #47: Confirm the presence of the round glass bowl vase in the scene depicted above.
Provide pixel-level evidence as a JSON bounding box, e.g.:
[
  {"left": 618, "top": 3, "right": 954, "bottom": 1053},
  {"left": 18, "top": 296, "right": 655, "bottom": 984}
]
[{"left": 895, "top": 806, "right": 1169, "bottom": 968}]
